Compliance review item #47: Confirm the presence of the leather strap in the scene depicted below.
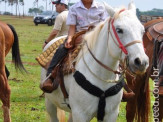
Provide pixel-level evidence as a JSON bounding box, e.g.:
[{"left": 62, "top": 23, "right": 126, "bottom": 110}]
[
  {"left": 59, "top": 66, "right": 69, "bottom": 99},
  {"left": 85, "top": 41, "right": 121, "bottom": 74}
]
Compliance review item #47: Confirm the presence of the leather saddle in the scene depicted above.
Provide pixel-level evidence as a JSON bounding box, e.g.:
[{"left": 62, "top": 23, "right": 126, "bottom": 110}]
[{"left": 145, "top": 19, "right": 163, "bottom": 41}]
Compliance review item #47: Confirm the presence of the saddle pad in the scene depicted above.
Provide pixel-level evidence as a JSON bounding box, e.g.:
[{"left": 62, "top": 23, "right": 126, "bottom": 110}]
[
  {"left": 36, "top": 37, "right": 66, "bottom": 68},
  {"left": 36, "top": 37, "right": 83, "bottom": 75}
]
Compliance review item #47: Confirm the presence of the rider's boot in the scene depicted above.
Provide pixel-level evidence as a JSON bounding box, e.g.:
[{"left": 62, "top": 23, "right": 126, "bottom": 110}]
[
  {"left": 159, "top": 76, "right": 163, "bottom": 96},
  {"left": 40, "top": 44, "right": 68, "bottom": 93}
]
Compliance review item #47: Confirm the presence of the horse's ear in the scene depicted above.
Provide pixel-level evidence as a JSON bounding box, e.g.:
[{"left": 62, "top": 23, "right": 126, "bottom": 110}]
[
  {"left": 103, "top": 2, "right": 115, "bottom": 17},
  {"left": 128, "top": 1, "right": 136, "bottom": 14}
]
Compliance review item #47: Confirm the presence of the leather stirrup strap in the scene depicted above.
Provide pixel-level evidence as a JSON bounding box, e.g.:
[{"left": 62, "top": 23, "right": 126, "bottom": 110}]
[{"left": 59, "top": 64, "right": 69, "bottom": 99}]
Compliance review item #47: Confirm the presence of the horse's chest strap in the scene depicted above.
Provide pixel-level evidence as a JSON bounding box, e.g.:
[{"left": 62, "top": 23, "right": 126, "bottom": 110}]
[{"left": 73, "top": 71, "right": 125, "bottom": 121}]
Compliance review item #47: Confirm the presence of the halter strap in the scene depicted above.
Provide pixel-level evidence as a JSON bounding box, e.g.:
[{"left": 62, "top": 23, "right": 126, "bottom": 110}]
[{"left": 125, "top": 40, "right": 142, "bottom": 48}]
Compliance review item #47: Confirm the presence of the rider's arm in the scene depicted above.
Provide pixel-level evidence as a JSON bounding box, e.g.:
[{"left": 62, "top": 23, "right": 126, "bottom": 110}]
[
  {"left": 65, "top": 25, "right": 76, "bottom": 48},
  {"left": 46, "top": 29, "right": 59, "bottom": 43},
  {"left": 42, "top": 29, "right": 59, "bottom": 49}
]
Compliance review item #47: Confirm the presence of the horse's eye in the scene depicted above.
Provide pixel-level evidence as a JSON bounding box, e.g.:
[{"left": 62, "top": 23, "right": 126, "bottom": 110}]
[{"left": 116, "top": 28, "right": 123, "bottom": 34}]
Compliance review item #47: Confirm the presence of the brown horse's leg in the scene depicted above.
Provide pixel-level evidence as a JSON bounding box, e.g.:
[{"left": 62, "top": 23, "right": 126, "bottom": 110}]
[
  {"left": 126, "top": 100, "right": 137, "bottom": 122},
  {"left": 0, "top": 74, "right": 11, "bottom": 122},
  {"left": 125, "top": 74, "right": 137, "bottom": 122},
  {"left": 0, "top": 26, "right": 11, "bottom": 122}
]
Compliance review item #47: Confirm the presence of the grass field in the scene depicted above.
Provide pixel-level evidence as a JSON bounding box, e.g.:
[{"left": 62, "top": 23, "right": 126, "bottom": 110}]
[{"left": 0, "top": 15, "right": 154, "bottom": 122}]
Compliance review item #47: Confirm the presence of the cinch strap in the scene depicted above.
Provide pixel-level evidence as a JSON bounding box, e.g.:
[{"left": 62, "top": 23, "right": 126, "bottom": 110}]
[{"left": 73, "top": 71, "right": 125, "bottom": 121}]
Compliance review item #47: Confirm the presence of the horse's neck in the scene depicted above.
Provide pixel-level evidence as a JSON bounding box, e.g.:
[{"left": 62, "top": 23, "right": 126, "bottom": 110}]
[{"left": 76, "top": 22, "right": 120, "bottom": 86}]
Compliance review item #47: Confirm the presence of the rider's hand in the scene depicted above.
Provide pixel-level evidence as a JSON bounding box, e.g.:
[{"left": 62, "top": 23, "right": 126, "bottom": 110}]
[
  {"left": 42, "top": 40, "right": 48, "bottom": 49},
  {"left": 65, "top": 37, "right": 73, "bottom": 49}
]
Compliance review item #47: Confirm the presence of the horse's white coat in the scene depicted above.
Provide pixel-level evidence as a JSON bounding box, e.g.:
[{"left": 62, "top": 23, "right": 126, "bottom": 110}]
[{"left": 41, "top": 2, "right": 149, "bottom": 122}]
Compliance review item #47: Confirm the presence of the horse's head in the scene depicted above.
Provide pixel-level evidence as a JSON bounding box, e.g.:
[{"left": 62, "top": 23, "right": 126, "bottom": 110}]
[{"left": 104, "top": 2, "right": 149, "bottom": 75}]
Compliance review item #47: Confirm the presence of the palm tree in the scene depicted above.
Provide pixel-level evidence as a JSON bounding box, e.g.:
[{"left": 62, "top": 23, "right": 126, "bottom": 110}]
[
  {"left": 43, "top": 0, "right": 47, "bottom": 11},
  {"left": 19, "top": 0, "right": 24, "bottom": 16},
  {"left": 34, "top": 0, "right": 39, "bottom": 9}
]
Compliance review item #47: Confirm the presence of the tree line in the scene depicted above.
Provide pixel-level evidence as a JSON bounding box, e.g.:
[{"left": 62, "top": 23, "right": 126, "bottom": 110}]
[
  {"left": 1, "top": 1, "right": 163, "bottom": 17},
  {"left": 0, "top": 0, "right": 24, "bottom": 16},
  {"left": 137, "top": 8, "right": 163, "bottom": 18},
  {"left": 0, "top": 0, "right": 50, "bottom": 16}
]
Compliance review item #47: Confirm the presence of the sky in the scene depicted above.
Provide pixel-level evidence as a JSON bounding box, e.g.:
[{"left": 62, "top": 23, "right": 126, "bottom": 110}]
[{"left": 0, "top": 0, "right": 163, "bottom": 15}]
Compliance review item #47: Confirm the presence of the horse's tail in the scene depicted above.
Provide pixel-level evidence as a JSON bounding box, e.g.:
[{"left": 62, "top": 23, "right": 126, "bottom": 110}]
[
  {"left": 135, "top": 74, "right": 151, "bottom": 122},
  {"left": 7, "top": 24, "right": 26, "bottom": 72}
]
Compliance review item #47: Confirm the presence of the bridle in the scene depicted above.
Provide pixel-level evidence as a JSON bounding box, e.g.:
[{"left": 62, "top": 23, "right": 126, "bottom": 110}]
[
  {"left": 82, "top": 9, "right": 143, "bottom": 82},
  {"left": 109, "top": 9, "right": 142, "bottom": 55}
]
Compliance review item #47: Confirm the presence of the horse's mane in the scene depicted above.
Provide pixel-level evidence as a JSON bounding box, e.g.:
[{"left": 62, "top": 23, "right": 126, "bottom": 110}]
[
  {"left": 83, "top": 21, "right": 105, "bottom": 50},
  {"left": 75, "top": 20, "right": 105, "bottom": 63}
]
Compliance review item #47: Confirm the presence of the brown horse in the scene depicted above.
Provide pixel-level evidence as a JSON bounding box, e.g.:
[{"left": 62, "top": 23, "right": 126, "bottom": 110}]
[
  {"left": 125, "top": 18, "right": 163, "bottom": 122},
  {"left": 0, "top": 21, "right": 25, "bottom": 122}
]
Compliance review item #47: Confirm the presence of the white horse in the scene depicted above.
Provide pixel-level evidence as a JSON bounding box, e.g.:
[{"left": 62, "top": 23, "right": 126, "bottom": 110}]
[{"left": 41, "top": 2, "right": 149, "bottom": 122}]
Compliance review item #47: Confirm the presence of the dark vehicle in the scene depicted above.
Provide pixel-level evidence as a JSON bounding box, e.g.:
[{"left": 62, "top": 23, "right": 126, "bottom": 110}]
[{"left": 33, "top": 11, "right": 58, "bottom": 26}]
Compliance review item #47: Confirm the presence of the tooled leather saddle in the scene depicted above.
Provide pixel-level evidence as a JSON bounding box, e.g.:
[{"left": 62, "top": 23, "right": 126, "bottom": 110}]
[
  {"left": 145, "top": 19, "right": 163, "bottom": 41},
  {"left": 144, "top": 19, "right": 163, "bottom": 71}
]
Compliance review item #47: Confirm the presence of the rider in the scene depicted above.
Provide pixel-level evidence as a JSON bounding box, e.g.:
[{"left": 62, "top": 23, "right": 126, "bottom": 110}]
[{"left": 41, "top": 0, "right": 108, "bottom": 93}]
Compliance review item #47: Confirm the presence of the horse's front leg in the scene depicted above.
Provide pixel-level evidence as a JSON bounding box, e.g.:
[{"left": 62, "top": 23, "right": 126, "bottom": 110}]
[
  {"left": 71, "top": 109, "right": 91, "bottom": 122},
  {"left": 104, "top": 93, "right": 122, "bottom": 122},
  {"left": 104, "top": 111, "right": 119, "bottom": 122},
  {"left": 45, "top": 97, "right": 58, "bottom": 122}
]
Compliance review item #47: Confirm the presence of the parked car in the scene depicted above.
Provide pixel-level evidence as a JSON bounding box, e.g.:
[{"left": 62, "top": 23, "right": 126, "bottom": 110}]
[{"left": 33, "top": 11, "right": 58, "bottom": 26}]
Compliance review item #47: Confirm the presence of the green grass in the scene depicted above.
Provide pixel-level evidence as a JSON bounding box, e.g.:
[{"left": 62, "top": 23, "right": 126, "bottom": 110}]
[{"left": 0, "top": 15, "right": 154, "bottom": 122}]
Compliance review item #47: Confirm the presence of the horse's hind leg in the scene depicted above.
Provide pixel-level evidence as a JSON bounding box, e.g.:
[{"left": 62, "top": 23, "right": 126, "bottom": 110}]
[
  {"left": 45, "top": 97, "right": 59, "bottom": 122},
  {"left": 0, "top": 74, "right": 11, "bottom": 122},
  {"left": 57, "top": 108, "right": 66, "bottom": 122},
  {"left": 126, "top": 100, "right": 136, "bottom": 122}
]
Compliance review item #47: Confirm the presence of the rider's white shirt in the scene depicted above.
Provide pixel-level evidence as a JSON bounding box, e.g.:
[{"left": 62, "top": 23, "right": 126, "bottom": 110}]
[{"left": 66, "top": 0, "right": 108, "bottom": 32}]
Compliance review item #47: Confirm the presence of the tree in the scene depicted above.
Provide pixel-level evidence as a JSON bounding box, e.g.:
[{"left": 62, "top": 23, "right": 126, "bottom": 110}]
[
  {"left": 42, "top": 0, "right": 47, "bottom": 11},
  {"left": 33, "top": 0, "right": 39, "bottom": 9},
  {"left": 19, "top": 0, "right": 24, "bottom": 16},
  {"left": 28, "top": 7, "right": 42, "bottom": 15}
]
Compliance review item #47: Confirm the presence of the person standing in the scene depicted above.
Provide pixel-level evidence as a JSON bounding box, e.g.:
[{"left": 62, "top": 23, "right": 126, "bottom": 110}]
[{"left": 43, "top": 0, "right": 69, "bottom": 49}]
